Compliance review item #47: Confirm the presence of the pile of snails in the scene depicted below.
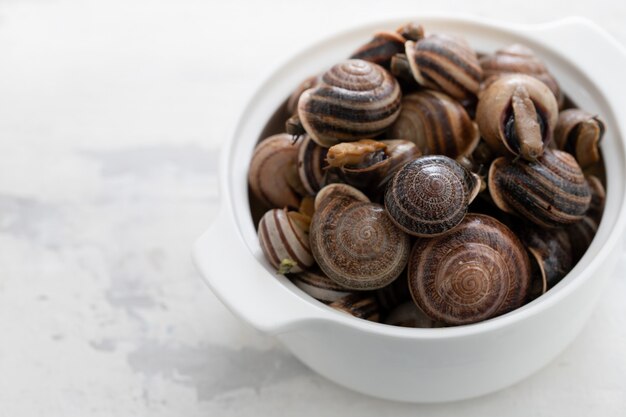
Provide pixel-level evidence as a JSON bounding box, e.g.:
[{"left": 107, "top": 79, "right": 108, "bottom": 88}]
[{"left": 248, "top": 22, "right": 606, "bottom": 327}]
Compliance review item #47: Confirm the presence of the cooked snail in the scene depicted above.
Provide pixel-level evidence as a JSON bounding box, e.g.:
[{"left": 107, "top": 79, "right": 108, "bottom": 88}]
[{"left": 554, "top": 109, "right": 605, "bottom": 168}]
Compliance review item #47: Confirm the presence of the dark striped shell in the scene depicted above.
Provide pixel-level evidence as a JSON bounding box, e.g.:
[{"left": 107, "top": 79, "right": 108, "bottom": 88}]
[
  {"left": 384, "top": 155, "right": 481, "bottom": 237},
  {"left": 408, "top": 214, "right": 531, "bottom": 326},
  {"left": 290, "top": 267, "right": 351, "bottom": 304},
  {"left": 488, "top": 149, "right": 592, "bottom": 228},
  {"left": 297, "top": 59, "right": 402, "bottom": 147},
  {"left": 297, "top": 135, "right": 329, "bottom": 195},
  {"left": 389, "top": 90, "right": 480, "bottom": 158},
  {"left": 310, "top": 196, "right": 410, "bottom": 290},
  {"left": 258, "top": 208, "right": 314, "bottom": 274},
  {"left": 554, "top": 109, "right": 605, "bottom": 168},
  {"left": 330, "top": 293, "right": 380, "bottom": 322},
  {"left": 350, "top": 31, "right": 406, "bottom": 68},
  {"left": 405, "top": 34, "right": 482, "bottom": 101}
]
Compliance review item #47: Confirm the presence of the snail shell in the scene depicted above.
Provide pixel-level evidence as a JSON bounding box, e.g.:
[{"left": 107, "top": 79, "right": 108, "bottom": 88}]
[
  {"left": 518, "top": 226, "right": 573, "bottom": 290},
  {"left": 586, "top": 175, "right": 606, "bottom": 223},
  {"left": 258, "top": 208, "right": 314, "bottom": 274},
  {"left": 310, "top": 196, "right": 410, "bottom": 290},
  {"left": 476, "top": 74, "right": 559, "bottom": 161},
  {"left": 290, "top": 266, "right": 352, "bottom": 304},
  {"left": 314, "top": 183, "right": 369, "bottom": 211},
  {"left": 480, "top": 44, "right": 563, "bottom": 107},
  {"left": 404, "top": 34, "right": 483, "bottom": 101},
  {"left": 384, "top": 155, "right": 481, "bottom": 237},
  {"left": 408, "top": 214, "right": 531, "bottom": 326},
  {"left": 294, "top": 59, "right": 402, "bottom": 147},
  {"left": 248, "top": 133, "right": 301, "bottom": 209},
  {"left": 384, "top": 302, "right": 443, "bottom": 328},
  {"left": 389, "top": 90, "right": 480, "bottom": 159},
  {"left": 554, "top": 109, "right": 605, "bottom": 168},
  {"left": 297, "top": 135, "right": 329, "bottom": 195},
  {"left": 488, "top": 149, "right": 591, "bottom": 228},
  {"left": 396, "top": 22, "right": 425, "bottom": 42},
  {"left": 567, "top": 215, "right": 598, "bottom": 262},
  {"left": 350, "top": 31, "right": 406, "bottom": 68},
  {"left": 330, "top": 293, "right": 380, "bottom": 322}
]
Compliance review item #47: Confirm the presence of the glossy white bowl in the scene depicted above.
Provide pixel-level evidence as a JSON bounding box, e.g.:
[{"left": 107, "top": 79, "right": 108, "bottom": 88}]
[{"left": 194, "top": 16, "right": 626, "bottom": 402}]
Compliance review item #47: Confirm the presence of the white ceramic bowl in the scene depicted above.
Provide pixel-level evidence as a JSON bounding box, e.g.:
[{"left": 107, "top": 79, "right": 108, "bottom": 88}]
[{"left": 194, "top": 16, "right": 626, "bottom": 402}]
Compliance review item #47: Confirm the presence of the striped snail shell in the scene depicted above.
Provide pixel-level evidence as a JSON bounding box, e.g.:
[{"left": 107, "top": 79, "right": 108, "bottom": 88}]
[
  {"left": 408, "top": 214, "right": 531, "bottom": 326},
  {"left": 488, "top": 149, "right": 591, "bottom": 228},
  {"left": 248, "top": 133, "right": 302, "bottom": 209},
  {"left": 330, "top": 293, "right": 380, "bottom": 322},
  {"left": 384, "top": 302, "right": 443, "bottom": 328},
  {"left": 258, "top": 208, "right": 314, "bottom": 274},
  {"left": 384, "top": 155, "right": 481, "bottom": 237},
  {"left": 476, "top": 73, "right": 559, "bottom": 161},
  {"left": 310, "top": 195, "right": 410, "bottom": 290},
  {"left": 480, "top": 44, "right": 563, "bottom": 107},
  {"left": 297, "top": 135, "right": 329, "bottom": 195},
  {"left": 554, "top": 109, "right": 605, "bottom": 168},
  {"left": 289, "top": 59, "right": 402, "bottom": 147},
  {"left": 290, "top": 266, "right": 352, "bottom": 304},
  {"left": 350, "top": 31, "right": 406, "bottom": 68},
  {"left": 389, "top": 90, "right": 480, "bottom": 159},
  {"left": 403, "top": 34, "right": 482, "bottom": 101}
]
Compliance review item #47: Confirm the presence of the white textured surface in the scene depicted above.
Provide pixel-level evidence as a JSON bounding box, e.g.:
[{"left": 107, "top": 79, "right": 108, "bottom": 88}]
[{"left": 1, "top": 0, "right": 625, "bottom": 415}]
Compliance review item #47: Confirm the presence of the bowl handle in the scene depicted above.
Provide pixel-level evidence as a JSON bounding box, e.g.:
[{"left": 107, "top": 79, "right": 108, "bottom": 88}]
[{"left": 193, "top": 205, "right": 329, "bottom": 335}]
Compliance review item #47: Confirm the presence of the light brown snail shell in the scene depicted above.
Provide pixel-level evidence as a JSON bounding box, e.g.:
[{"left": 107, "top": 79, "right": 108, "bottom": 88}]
[
  {"left": 408, "top": 214, "right": 531, "bottom": 326},
  {"left": 309, "top": 195, "right": 410, "bottom": 290},
  {"left": 403, "top": 34, "right": 482, "bottom": 101},
  {"left": 330, "top": 293, "right": 380, "bottom": 322},
  {"left": 476, "top": 73, "right": 559, "bottom": 161},
  {"left": 389, "top": 90, "right": 480, "bottom": 159},
  {"left": 290, "top": 266, "right": 352, "bottom": 304},
  {"left": 384, "top": 155, "right": 481, "bottom": 237},
  {"left": 297, "top": 135, "right": 329, "bottom": 195},
  {"left": 488, "top": 149, "right": 591, "bottom": 228},
  {"left": 350, "top": 31, "right": 406, "bottom": 68},
  {"left": 554, "top": 109, "right": 605, "bottom": 168},
  {"left": 258, "top": 208, "right": 314, "bottom": 274},
  {"left": 289, "top": 59, "right": 402, "bottom": 148},
  {"left": 314, "top": 183, "right": 369, "bottom": 211},
  {"left": 384, "top": 302, "right": 443, "bottom": 328},
  {"left": 248, "top": 133, "right": 302, "bottom": 209}
]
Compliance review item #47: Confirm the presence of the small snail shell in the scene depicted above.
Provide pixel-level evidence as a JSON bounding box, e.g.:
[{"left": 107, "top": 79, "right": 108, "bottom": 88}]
[
  {"left": 350, "top": 31, "right": 406, "bottom": 68},
  {"left": 384, "top": 302, "right": 443, "bottom": 328},
  {"left": 554, "top": 109, "right": 605, "bottom": 168},
  {"left": 586, "top": 175, "right": 606, "bottom": 223},
  {"left": 314, "top": 183, "right": 370, "bottom": 211},
  {"left": 330, "top": 293, "right": 380, "bottom": 322},
  {"left": 287, "top": 75, "right": 319, "bottom": 115},
  {"left": 488, "top": 149, "right": 591, "bottom": 228},
  {"left": 389, "top": 90, "right": 480, "bottom": 159},
  {"left": 248, "top": 133, "right": 301, "bottom": 209},
  {"left": 297, "top": 135, "right": 329, "bottom": 195},
  {"left": 518, "top": 226, "right": 573, "bottom": 290},
  {"left": 408, "top": 214, "right": 531, "bottom": 326},
  {"left": 480, "top": 44, "right": 563, "bottom": 107},
  {"left": 404, "top": 34, "right": 482, "bottom": 101},
  {"left": 310, "top": 196, "right": 410, "bottom": 290},
  {"left": 396, "top": 22, "right": 425, "bottom": 42},
  {"left": 292, "top": 59, "right": 402, "bottom": 148},
  {"left": 476, "top": 74, "right": 559, "bottom": 161},
  {"left": 258, "top": 208, "right": 314, "bottom": 274},
  {"left": 384, "top": 155, "right": 481, "bottom": 237},
  {"left": 290, "top": 266, "right": 352, "bottom": 304},
  {"left": 567, "top": 216, "right": 598, "bottom": 262}
]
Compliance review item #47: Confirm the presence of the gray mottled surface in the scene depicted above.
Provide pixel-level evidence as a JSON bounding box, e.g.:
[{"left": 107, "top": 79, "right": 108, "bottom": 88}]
[{"left": 1, "top": 0, "right": 625, "bottom": 415}]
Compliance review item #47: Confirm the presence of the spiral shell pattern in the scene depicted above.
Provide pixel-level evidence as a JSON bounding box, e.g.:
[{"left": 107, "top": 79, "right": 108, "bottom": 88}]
[
  {"left": 385, "top": 155, "right": 480, "bottom": 236},
  {"left": 488, "top": 149, "right": 591, "bottom": 228},
  {"left": 258, "top": 208, "right": 314, "bottom": 274},
  {"left": 310, "top": 196, "right": 410, "bottom": 290},
  {"left": 405, "top": 34, "right": 482, "bottom": 101},
  {"left": 290, "top": 267, "right": 352, "bottom": 304},
  {"left": 297, "top": 135, "right": 329, "bottom": 195},
  {"left": 297, "top": 59, "right": 402, "bottom": 147},
  {"left": 408, "top": 214, "right": 531, "bottom": 326},
  {"left": 390, "top": 90, "right": 479, "bottom": 158}
]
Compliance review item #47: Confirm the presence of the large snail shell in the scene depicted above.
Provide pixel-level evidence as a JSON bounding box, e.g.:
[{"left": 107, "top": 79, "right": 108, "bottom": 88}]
[
  {"left": 385, "top": 155, "right": 481, "bottom": 237},
  {"left": 296, "top": 59, "right": 402, "bottom": 147},
  {"left": 408, "top": 214, "right": 531, "bottom": 326},
  {"left": 389, "top": 90, "right": 480, "bottom": 158},
  {"left": 310, "top": 196, "right": 410, "bottom": 290},
  {"left": 258, "top": 208, "right": 314, "bottom": 274},
  {"left": 350, "top": 31, "right": 406, "bottom": 68},
  {"left": 290, "top": 266, "right": 352, "bottom": 304},
  {"left": 554, "top": 109, "right": 605, "bottom": 168},
  {"left": 297, "top": 135, "right": 329, "bottom": 195},
  {"left": 248, "top": 133, "right": 301, "bottom": 209},
  {"left": 404, "top": 34, "right": 482, "bottom": 101},
  {"left": 488, "top": 149, "right": 591, "bottom": 228},
  {"left": 476, "top": 74, "right": 559, "bottom": 161}
]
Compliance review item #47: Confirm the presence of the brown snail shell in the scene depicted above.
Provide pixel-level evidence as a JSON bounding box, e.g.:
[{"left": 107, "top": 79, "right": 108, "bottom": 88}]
[
  {"left": 518, "top": 225, "right": 573, "bottom": 290},
  {"left": 586, "top": 175, "right": 605, "bottom": 223},
  {"left": 290, "top": 59, "right": 402, "bottom": 148},
  {"left": 488, "top": 149, "right": 591, "bottom": 228},
  {"left": 389, "top": 90, "right": 480, "bottom": 159},
  {"left": 310, "top": 196, "right": 410, "bottom": 290},
  {"left": 476, "top": 73, "right": 559, "bottom": 161},
  {"left": 248, "top": 133, "right": 301, "bottom": 209},
  {"left": 290, "top": 266, "right": 352, "bottom": 304},
  {"left": 297, "top": 135, "right": 329, "bottom": 195},
  {"left": 330, "top": 293, "right": 380, "bottom": 322},
  {"left": 395, "top": 22, "right": 425, "bottom": 42},
  {"left": 350, "top": 31, "right": 406, "bottom": 68},
  {"left": 403, "top": 34, "right": 482, "bottom": 101},
  {"left": 567, "top": 215, "right": 599, "bottom": 263},
  {"left": 287, "top": 75, "right": 320, "bottom": 115},
  {"left": 554, "top": 109, "right": 605, "bottom": 168},
  {"left": 408, "top": 214, "right": 531, "bottom": 326},
  {"left": 384, "top": 155, "right": 481, "bottom": 237},
  {"left": 314, "top": 183, "right": 369, "bottom": 211},
  {"left": 384, "top": 302, "right": 443, "bottom": 328},
  {"left": 480, "top": 44, "right": 563, "bottom": 107},
  {"left": 258, "top": 208, "right": 314, "bottom": 274}
]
